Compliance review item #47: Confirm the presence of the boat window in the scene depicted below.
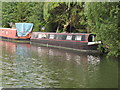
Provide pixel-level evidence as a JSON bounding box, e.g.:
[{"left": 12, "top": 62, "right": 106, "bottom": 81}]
[
  {"left": 6, "top": 31, "right": 8, "bottom": 34},
  {"left": 34, "top": 34, "right": 38, "bottom": 38},
  {"left": 55, "top": 35, "right": 67, "bottom": 40},
  {"left": 49, "top": 34, "right": 54, "bottom": 39},
  {"left": 66, "top": 35, "right": 72, "bottom": 40},
  {"left": 88, "top": 34, "right": 96, "bottom": 42},
  {"left": 92, "top": 36, "right": 95, "bottom": 41},
  {"left": 55, "top": 35, "right": 62, "bottom": 40},
  {"left": 38, "top": 34, "right": 47, "bottom": 39},
  {"left": 38, "top": 34, "right": 42, "bottom": 38},
  {"left": 42, "top": 34, "right": 47, "bottom": 38},
  {"left": 62, "top": 35, "right": 67, "bottom": 40},
  {"left": 75, "top": 35, "right": 82, "bottom": 41},
  {"left": 72, "top": 35, "right": 76, "bottom": 40},
  {"left": 81, "top": 35, "right": 86, "bottom": 41},
  {"left": 2, "top": 30, "right": 4, "bottom": 33}
]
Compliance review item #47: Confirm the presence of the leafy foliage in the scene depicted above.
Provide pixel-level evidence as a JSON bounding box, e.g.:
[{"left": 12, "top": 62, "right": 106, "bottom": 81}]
[
  {"left": 2, "top": 2, "right": 17, "bottom": 27},
  {"left": 2, "top": 2, "right": 45, "bottom": 31},
  {"left": 85, "top": 2, "right": 120, "bottom": 57},
  {"left": 44, "top": 2, "right": 87, "bottom": 33}
]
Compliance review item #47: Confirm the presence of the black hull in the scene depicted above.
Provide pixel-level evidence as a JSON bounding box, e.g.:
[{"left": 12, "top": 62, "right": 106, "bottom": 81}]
[
  {"left": 31, "top": 39, "right": 98, "bottom": 51},
  {"left": 0, "top": 36, "right": 30, "bottom": 41},
  {"left": 0, "top": 36, "right": 30, "bottom": 43}
]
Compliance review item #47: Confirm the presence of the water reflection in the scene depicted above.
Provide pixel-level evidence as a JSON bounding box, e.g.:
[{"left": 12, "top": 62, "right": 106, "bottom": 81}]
[
  {"left": 33, "top": 45, "right": 101, "bottom": 67},
  {"left": 0, "top": 40, "right": 118, "bottom": 88}
]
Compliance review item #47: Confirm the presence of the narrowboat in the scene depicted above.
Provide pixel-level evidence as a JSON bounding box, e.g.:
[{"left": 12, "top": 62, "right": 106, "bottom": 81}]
[
  {"left": 0, "top": 23, "right": 33, "bottom": 41},
  {"left": 30, "top": 32, "right": 101, "bottom": 52}
]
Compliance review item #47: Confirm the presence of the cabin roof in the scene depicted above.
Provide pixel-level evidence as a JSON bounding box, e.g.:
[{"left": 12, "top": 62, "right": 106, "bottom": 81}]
[
  {"left": 0, "top": 28, "right": 16, "bottom": 30},
  {"left": 32, "top": 32, "right": 91, "bottom": 35}
]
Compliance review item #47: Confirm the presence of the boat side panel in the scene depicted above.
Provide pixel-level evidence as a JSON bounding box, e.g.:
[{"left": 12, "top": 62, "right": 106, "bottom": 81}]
[
  {"left": 31, "top": 39, "right": 98, "bottom": 50},
  {"left": 0, "top": 28, "right": 31, "bottom": 40},
  {"left": 0, "top": 28, "right": 17, "bottom": 38}
]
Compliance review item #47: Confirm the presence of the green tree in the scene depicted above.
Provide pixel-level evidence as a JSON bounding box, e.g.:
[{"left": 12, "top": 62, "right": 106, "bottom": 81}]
[
  {"left": 85, "top": 2, "right": 120, "bottom": 57},
  {"left": 2, "top": 2, "right": 45, "bottom": 32},
  {"left": 2, "top": 2, "right": 17, "bottom": 27},
  {"left": 44, "top": 2, "right": 87, "bottom": 33},
  {"left": 28, "top": 2, "right": 45, "bottom": 32}
]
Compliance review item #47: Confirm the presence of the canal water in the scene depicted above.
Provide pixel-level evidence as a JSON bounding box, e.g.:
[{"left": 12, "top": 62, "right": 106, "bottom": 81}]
[{"left": 0, "top": 40, "right": 119, "bottom": 88}]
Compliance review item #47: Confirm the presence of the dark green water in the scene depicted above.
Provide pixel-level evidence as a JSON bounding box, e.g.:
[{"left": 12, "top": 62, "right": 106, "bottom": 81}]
[{"left": 0, "top": 40, "right": 119, "bottom": 88}]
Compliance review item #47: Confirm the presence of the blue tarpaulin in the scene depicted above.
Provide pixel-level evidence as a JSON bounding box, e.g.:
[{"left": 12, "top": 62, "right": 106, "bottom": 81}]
[{"left": 15, "top": 23, "right": 33, "bottom": 37}]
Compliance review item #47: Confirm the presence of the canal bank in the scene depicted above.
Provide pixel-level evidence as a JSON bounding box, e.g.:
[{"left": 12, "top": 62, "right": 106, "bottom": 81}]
[{"left": 0, "top": 40, "right": 119, "bottom": 88}]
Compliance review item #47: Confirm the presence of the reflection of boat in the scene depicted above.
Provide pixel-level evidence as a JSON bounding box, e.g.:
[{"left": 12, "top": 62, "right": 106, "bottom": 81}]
[
  {"left": 0, "top": 40, "right": 16, "bottom": 54},
  {"left": 31, "top": 32, "right": 101, "bottom": 52},
  {"left": 0, "top": 40, "right": 30, "bottom": 55},
  {"left": 0, "top": 23, "right": 33, "bottom": 41},
  {"left": 31, "top": 45, "right": 100, "bottom": 65}
]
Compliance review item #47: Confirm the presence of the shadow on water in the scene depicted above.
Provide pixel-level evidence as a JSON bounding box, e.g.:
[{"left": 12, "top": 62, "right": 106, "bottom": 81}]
[{"left": 0, "top": 40, "right": 118, "bottom": 88}]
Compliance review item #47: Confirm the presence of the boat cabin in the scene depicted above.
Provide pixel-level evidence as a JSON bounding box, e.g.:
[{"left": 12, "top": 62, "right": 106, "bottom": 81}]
[
  {"left": 31, "top": 32, "right": 99, "bottom": 50},
  {"left": 0, "top": 23, "right": 33, "bottom": 40},
  {"left": 31, "top": 32, "right": 96, "bottom": 43},
  {"left": 0, "top": 28, "right": 17, "bottom": 38}
]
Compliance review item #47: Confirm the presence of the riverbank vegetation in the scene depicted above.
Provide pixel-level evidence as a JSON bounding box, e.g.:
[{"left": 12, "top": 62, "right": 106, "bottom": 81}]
[{"left": 1, "top": 2, "right": 119, "bottom": 57}]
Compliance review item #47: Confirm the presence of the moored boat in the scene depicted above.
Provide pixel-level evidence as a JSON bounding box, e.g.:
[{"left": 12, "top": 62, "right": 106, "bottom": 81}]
[
  {"left": 0, "top": 23, "right": 33, "bottom": 41},
  {"left": 30, "top": 32, "right": 101, "bottom": 52}
]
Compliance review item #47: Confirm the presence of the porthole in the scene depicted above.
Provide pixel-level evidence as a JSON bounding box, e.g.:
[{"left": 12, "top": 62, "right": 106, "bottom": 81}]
[
  {"left": 49, "top": 34, "right": 54, "bottom": 39},
  {"left": 2, "top": 30, "right": 4, "bottom": 33},
  {"left": 75, "top": 35, "right": 82, "bottom": 41},
  {"left": 66, "top": 35, "right": 72, "bottom": 40},
  {"left": 6, "top": 31, "right": 8, "bottom": 34}
]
